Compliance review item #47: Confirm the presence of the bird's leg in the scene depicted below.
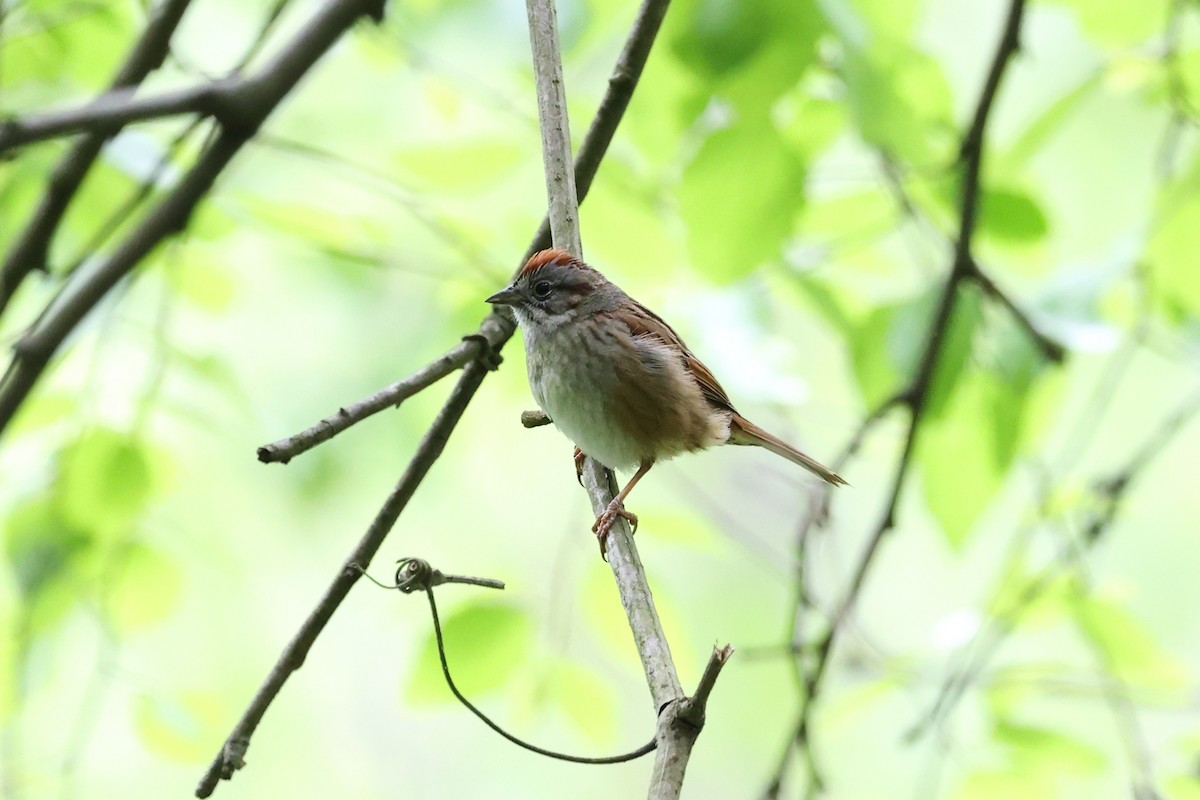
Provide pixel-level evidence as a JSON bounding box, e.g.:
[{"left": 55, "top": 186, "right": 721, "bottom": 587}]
[
  {"left": 593, "top": 460, "right": 654, "bottom": 558},
  {"left": 573, "top": 446, "right": 585, "bottom": 486}
]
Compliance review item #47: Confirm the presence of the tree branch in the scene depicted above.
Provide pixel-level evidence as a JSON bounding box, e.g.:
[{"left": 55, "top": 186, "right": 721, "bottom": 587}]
[
  {"left": 0, "top": 79, "right": 263, "bottom": 153},
  {"left": 256, "top": 327, "right": 507, "bottom": 464},
  {"left": 0, "top": 0, "right": 195, "bottom": 316},
  {"left": 195, "top": 354, "right": 493, "bottom": 798},
  {"left": 0, "top": 0, "right": 388, "bottom": 441},
  {"left": 524, "top": 1, "right": 723, "bottom": 796},
  {"left": 773, "top": 0, "right": 1030, "bottom": 792},
  {"left": 195, "top": 0, "right": 674, "bottom": 793}
]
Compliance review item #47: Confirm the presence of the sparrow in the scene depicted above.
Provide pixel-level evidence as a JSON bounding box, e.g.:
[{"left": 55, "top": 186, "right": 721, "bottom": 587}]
[{"left": 487, "top": 249, "right": 845, "bottom": 553}]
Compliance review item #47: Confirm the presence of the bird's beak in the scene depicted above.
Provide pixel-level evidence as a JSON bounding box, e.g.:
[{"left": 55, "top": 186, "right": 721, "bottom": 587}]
[{"left": 486, "top": 285, "right": 521, "bottom": 306}]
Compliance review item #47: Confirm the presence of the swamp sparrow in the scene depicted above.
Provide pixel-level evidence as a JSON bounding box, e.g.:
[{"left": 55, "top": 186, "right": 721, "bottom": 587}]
[{"left": 487, "top": 249, "right": 845, "bottom": 552}]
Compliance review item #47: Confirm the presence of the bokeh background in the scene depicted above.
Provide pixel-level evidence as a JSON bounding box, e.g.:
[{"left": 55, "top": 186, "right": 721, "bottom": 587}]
[{"left": 1, "top": 0, "right": 1199, "bottom": 797}]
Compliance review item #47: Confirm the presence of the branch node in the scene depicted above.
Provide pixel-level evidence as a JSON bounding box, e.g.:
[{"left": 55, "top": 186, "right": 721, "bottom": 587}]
[
  {"left": 461, "top": 333, "right": 503, "bottom": 371},
  {"left": 521, "top": 409, "right": 552, "bottom": 428}
]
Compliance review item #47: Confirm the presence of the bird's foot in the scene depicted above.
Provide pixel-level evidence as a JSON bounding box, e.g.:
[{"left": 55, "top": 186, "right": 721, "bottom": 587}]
[
  {"left": 573, "top": 447, "right": 585, "bottom": 486},
  {"left": 592, "top": 498, "right": 638, "bottom": 559}
]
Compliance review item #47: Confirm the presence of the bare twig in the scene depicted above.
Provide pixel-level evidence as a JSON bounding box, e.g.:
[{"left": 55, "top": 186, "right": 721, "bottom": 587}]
[
  {"left": 0, "top": 80, "right": 242, "bottom": 152},
  {"left": 966, "top": 258, "right": 1065, "bottom": 362},
  {"left": 0, "top": 0, "right": 195, "bottom": 315},
  {"left": 651, "top": 644, "right": 735, "bottom": 797},
  {"left": 257, "top": 326, "right": 508, "bottom": 464},
  {"left": 390, "top": 558, "right": 658, "bottom": 764},
  {"left": 194, "top": 353, "right": 492, "bottom": 797},
  {"left": 521, "top": 409, "right": 552, "bottom": 428},
  {"left": 0, "top": 0, "right": 389, "bottom": 440}
]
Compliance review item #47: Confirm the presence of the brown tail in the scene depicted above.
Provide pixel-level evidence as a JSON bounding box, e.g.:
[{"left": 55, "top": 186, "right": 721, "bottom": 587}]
[{"left": 728, "top": 415, "right": 847, "bottom": 486}]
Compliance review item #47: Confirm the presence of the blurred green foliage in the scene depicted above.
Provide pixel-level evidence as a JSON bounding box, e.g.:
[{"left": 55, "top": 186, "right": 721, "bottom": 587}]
[{"left": 0, "top": 0, "right": 1198, "bottom": 797}]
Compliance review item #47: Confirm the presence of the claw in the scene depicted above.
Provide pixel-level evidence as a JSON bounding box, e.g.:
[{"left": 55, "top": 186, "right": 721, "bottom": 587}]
[
  {"left": 573, "top": 447, "right": 586, "bottom": 486},
  {"left": 592, "top": 498, "right": 638, "bottom": 560}
]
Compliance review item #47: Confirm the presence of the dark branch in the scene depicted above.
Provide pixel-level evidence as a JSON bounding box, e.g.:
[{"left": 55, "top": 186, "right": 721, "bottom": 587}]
[
  {"left": 966, "top": 258, "right": 1065, "bottom": 362},
  {"left": 775, "top": 0, "right": 1030, "bottom": 792},
  {"left": 0, "top": 0, "right": 195, "bottom": 316},
  {"left": 195, "top": 355, "right": 492, "bottom": 798},
  {"left": 0, "top": 0, "right": 387, "bottom": 441},
  {"left": 0, "top": 80, "right": 241, "bottom": 153},
  {"left": 196, "top": 0, "right": 673, "bottom": 792}
]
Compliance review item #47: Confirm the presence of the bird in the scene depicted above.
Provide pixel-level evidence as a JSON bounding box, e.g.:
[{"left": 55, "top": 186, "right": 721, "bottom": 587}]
[{"left": 487, "top": 248, "right": 845, "bottom": 554}]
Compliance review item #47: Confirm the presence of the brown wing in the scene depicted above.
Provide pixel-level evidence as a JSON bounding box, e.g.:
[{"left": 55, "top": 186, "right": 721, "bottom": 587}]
[{"left": 620, "top": 300, "right": 738, "bottom": 414}]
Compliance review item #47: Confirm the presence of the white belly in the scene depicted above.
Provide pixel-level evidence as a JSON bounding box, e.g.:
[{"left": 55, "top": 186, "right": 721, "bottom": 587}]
[
  {"left": 521, "top": 315, "right": 732, "bottom": 471},
  {"left": 524, "top": 324, "right": 649, "bottom": 470},
  {"left": 530, "top": 338, "right": 648, "bottom": 470}
]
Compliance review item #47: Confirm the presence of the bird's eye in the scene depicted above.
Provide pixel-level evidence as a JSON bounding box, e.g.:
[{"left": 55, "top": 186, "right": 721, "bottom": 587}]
[{"left": 533, "top": 280, "right": 553, "bottom": 299}]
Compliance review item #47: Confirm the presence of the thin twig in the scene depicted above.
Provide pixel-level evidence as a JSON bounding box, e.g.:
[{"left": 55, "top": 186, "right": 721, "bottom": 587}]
[
  {"left": 387, "top": 558, "right": 657, "bottom": 764},
  {"left": 256, "top": 326, "right": 507, "bottom": 464},
  {"left": 194, "top": 354, "right": 492, "bottom": 797}
]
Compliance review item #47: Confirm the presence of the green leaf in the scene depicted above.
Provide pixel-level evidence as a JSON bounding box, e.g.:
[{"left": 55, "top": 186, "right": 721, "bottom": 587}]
[
  {"left": 978, "top": 188, "right": 1050, "bottom": 243},
  {"left": 59, "top": 429, "right": 152, "bottom": 537},
  {"left": 1073, "top": 595, "right": 1189, "bottom": 690},
  {"left": 850, "top": 296, "right": 924, "bottom": 408},
  {"left": 406, "top": 601, "right": 532, "bottom": 704},
  {"left": 994, "top": 721, "right": 1107, "bottom": 775},
  {"left": 1164, "top": 776, "right": 1200, "bottom": 800},
  {"left": 1148, "top": 195, "right": 1200, "bottom": 320},
  {"left": 133, "top": 691, "right": 225, "bottom": 762},
  {"left": 167, "top": 246, "right": 237, "bottom": 312},
  {"left": 536, "top": 660, "right": 617, "bottom": 744},
  {"left": 849, "top": 286, "right": 980, "bottom": 414},
  {"left": 955, "top": 769, "right": 1055, "bottom": 800},
  {"left": 394, "top": 140, "right": 525, "bottom": 192},
  {"left": 671, "top": 0, "right": 822, "bottom": 81},
  {"left": 927, "top": 286, "right": 982, "bottom": 418},
  {"left": 105, "top": 544, "right": 182, "bottom": 632},
  {"left": 1042, "top": 0, "right": 1170, "bottom": 47},
  {"left": 678, "top": 122, "right": 806, "bottom": 282},
  {"left": 918, "top": 370, "right": 1006, "bottom": 546},
  {"left": 841, "top": 38, "right": 955, "bottom": 165},
  {"left": 4, "top": 499, "right": 91, "bottom": 602}
]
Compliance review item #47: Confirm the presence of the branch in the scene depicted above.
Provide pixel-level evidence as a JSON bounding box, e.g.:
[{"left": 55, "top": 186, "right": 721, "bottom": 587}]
[
  {"left": 0, "top": 80, "right": 242, "bottom": 153},
  {"left": 524, "top": 1, "right": 721, "bottom": 796},
  {"left": 651, "top": 645, "right": 735, "bottom": 796},
  {"left": 966, "top": 258, "right": 1065, "bottom": 362},
  {"left": 256, "top": 327, "right": 507, "bottom": 464},
  {"left": 0, "top": 0, "right": 195, "bottom": 316},
  {"left": 0, "top": 0, "right": 389, "bottom": 441},
  {"left": 194, "top": 354, "right": 493, "bottom": 798},
  {"left": 196, "top": 0, "right": 674, "bottom": 792},
  {"left": 774, "top": 0, "right": 1030, "bottom": 792}
]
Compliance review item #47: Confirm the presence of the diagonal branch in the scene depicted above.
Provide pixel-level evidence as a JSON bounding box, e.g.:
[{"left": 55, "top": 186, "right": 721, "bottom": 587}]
[
  {"left": 772, "top": 0, "right": 1031, "bottom": 793},
  {"left": 195, "top": 0, "right": 675, "bottom": 793},
  {"left": 0, "top": 79, "right": 244, "bottom": 152},
  {"left": 195, "top": 351, "right": 496, "bottom": 798},
  {"left": 0, "top": 0, "right": 389, "bottom": 440},
  {"left": 0, "top": 0, "right": 195, "bottom": 316}
]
